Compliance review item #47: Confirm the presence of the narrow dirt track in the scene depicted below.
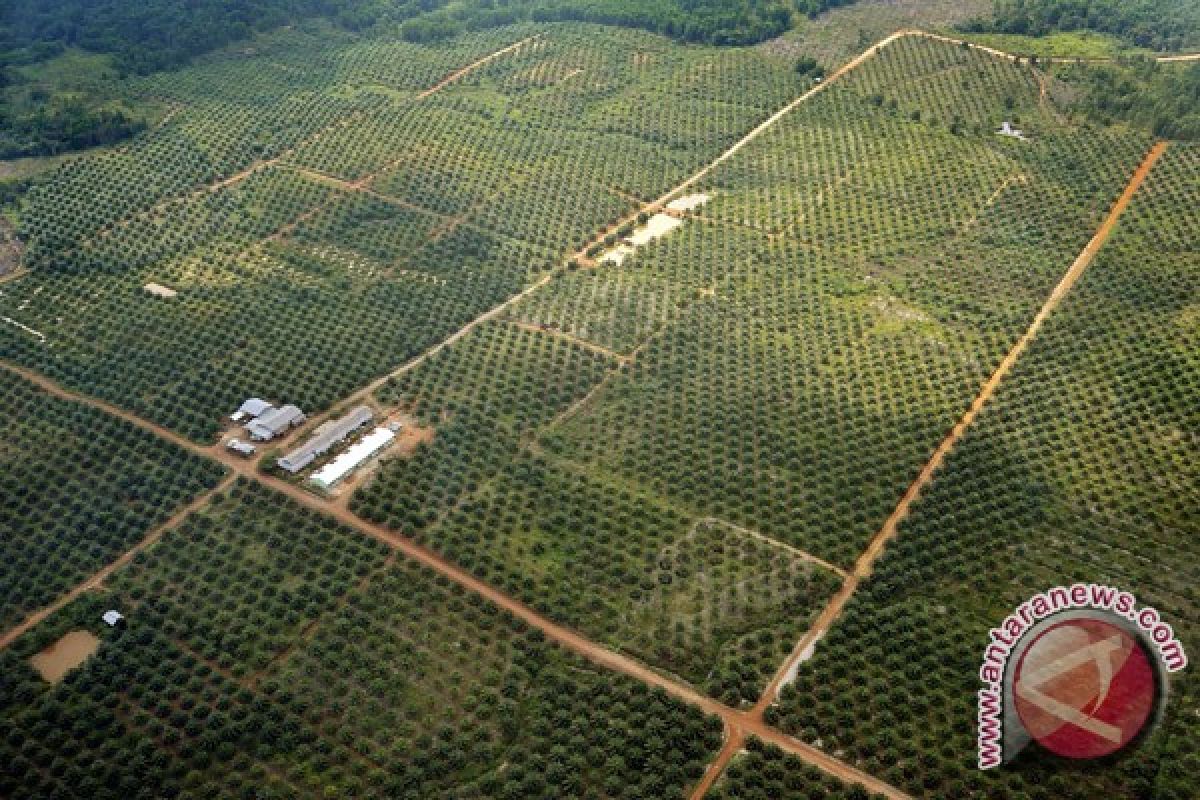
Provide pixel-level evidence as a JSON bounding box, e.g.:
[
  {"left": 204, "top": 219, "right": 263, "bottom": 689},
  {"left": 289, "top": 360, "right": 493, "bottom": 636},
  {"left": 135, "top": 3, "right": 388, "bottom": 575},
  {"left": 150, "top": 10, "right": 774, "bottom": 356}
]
[
  {"left": 686, "top": 136, "right": 1168, "bottom": 798},
  {"left": 692, "top": 517, "right": 849, "bottom": 579},
  {"left": 750, "top": 139, "right": 1168, "bottom": 719},
  {"left": 0, "top": 472, "right": 236, "bottom": 650},
  {"left": 507, "top": 318, "right": 632, "bottom": 363},
  {"left": 417, "top": 35, "right": 543, "bottom": 99}
]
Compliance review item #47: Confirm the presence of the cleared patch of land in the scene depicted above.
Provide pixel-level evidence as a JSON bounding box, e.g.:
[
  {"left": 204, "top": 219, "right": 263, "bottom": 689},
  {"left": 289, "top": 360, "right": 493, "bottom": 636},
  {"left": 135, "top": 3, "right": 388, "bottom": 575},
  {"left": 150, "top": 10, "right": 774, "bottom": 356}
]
[{"left": 29, "top": 630, "right": 100, "bottom": 683}]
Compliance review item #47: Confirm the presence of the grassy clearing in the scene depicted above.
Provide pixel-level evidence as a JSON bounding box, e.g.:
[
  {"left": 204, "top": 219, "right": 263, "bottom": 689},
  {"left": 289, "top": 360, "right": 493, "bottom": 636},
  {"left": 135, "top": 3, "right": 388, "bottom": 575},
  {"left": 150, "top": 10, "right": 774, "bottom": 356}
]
[{"left": 958, "top": 30, "right": 1141, "bottom": 59}]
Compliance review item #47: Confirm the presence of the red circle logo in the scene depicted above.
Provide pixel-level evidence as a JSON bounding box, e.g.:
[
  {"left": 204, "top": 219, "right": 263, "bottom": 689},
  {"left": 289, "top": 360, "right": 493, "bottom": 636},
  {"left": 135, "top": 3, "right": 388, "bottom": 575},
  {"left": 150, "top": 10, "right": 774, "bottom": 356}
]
[{"left": 1013, "top": 617, "right": 1156, "bottom": 759}]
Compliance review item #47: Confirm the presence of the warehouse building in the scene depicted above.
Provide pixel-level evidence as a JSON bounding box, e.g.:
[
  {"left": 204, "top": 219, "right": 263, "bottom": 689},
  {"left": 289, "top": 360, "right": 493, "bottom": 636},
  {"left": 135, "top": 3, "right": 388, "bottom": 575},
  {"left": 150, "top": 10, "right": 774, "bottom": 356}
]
[
  {"left": 310, "top": 426, "right": 396, "bottom": 490},
  {"left": 246, "top": 404, "right": 306, "bottom": 441},
  {"left": 230, "top": 397, "right": 273, "bottom": 423},
  {"left": 277, "top": 405, "right": 373, "bottom": 473}
]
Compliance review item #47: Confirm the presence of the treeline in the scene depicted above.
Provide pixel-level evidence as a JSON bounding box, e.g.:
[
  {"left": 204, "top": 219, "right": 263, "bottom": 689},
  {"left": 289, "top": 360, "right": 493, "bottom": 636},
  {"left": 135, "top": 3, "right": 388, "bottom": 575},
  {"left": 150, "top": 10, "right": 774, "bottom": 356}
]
[
  {"left": 965, "top": 0, "right": 1200, "bottom": 52},
  {"left": 400, "top": 0, "right": 856, "bottom": 47},
  {"left": 0, "top": 0, "right": 446, "bottom": 76},
  {"left": 1067, "top": 59, "right": 1200, "bottom": 139},
  {"left": 0, "top": 94, "right": 146, "bottom": 160}
]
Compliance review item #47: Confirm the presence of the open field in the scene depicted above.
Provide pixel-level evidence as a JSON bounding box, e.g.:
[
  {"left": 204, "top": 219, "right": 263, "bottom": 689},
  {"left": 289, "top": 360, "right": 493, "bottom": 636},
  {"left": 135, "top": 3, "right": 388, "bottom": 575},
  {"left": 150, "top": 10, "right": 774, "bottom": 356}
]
[{"left": 0, "top": 13, "right": 1197, "bottom": 800}]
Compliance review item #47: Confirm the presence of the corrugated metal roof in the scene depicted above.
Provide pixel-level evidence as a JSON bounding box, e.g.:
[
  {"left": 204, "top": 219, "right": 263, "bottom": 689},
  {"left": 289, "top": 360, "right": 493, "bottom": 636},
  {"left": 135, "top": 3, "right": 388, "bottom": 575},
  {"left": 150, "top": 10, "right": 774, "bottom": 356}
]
[
  {"left": 238, "top": 398, "right": 273, "bottom": 417},
  {"left": 278, "top": 405, "right": 372, "bottom": 472},
  {"left": 247, "top": 404, "right": 305, "bottom": 440}
]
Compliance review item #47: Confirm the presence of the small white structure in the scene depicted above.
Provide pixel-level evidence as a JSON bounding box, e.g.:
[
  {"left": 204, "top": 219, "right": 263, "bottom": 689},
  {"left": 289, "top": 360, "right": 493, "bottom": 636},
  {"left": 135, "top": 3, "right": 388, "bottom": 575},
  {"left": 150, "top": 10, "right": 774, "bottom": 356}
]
[
  {"left": 143, "top": 282, "right": 178, "bottom": 299},
  {"left": 225, "top": 438, "right": 257, "bottom": 457},
  {"left": 102, "top": 610, "right": 124, "bottom": 627},
  {"left": 997, "top": 121, "right": 1026, "bottom": 140},
  {"left": 665, "top": 193, "right": 710, "bottom": 213},
  {"left": 310, "top": 427, "right": 395, "bottom": 490}
]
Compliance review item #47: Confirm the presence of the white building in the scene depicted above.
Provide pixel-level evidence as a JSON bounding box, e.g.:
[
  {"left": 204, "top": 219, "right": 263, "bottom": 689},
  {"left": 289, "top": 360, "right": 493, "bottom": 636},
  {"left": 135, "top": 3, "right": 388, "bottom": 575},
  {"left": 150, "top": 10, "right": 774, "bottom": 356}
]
[
  {"left": 277, "top": 405, "right": 373, "bottom": 473},
  {"left": 310, "top": 427, "right": 396, "bottom": 490},
  {"left": 231, "top": 397, "right": 273, "bottom": 423},
  {"left": 102, "top": 610, "right": 124, "bottom": 627},
  {"left": 997, "top": 121, "right": 1026, "bottom": 140},
  {"left": 225, "top": 438, "right": 257, "bottom": 457}
]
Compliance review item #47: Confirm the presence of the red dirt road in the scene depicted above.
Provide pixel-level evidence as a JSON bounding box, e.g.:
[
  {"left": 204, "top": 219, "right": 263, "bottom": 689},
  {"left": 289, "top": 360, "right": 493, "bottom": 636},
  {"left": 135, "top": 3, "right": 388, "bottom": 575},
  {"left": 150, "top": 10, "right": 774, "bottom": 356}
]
[
  {"left": 0, "top": 472, "right": 237, "bottom": 650},
  {"left": 1, "top": 31, "right": 1166, "bottom": 800},
  {"left": 0, "top": 357, "right": 911, "bottom": 800}
]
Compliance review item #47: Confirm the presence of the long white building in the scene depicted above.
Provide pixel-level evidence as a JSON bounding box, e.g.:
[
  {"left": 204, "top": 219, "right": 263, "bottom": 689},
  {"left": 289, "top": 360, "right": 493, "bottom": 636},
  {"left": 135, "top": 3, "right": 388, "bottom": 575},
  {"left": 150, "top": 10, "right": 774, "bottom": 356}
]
[{"left": 310, "top": 427, "right": 396, "bottom": 490}]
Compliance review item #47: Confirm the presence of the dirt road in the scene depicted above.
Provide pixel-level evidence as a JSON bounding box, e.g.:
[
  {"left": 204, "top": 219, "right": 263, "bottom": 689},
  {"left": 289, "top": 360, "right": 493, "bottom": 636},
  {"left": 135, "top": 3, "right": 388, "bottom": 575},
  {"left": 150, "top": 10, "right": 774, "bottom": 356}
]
[
  {"left": 751, "top": 140, "right": 1168, "bottom": 718},
  {"left": 0, "top": 472, "right": 236, "bottom": 650},
  {"left": 683, "top": 137, "right": 1168, "bottom": 797}
]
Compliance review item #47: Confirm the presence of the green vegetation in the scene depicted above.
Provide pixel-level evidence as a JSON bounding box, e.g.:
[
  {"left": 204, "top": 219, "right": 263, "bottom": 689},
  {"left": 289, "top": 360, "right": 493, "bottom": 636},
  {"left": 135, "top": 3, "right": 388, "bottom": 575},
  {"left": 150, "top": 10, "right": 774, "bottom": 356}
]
[
  {"left": 0, "top": 480, "right": 723, "bottom": 799},
  {"left": 968, "top": 0, "right": 1200, "bottom": 52},
  {"left": 0, "top": 370, "right": 226, "bottom": 628},
  {"left": 355, "top": 320, "right": 617, "bottom": 530},
  {"left": 0, "top": 23, "right": 806, "bottom": 441},
  {"left": 710, "top": 738, "right": 887, "bottom": 799},
  {"left": 957, "top": 29, "right": 1133, "bottom": 58},
  {"left": 0, "top": 50, "right": 155, "bottom": 160},
  {"left": 767, "top": 144, "right": 1199, "bottom": 799},
  {"left": 545, "top": 35, "right": 1151, "bottom": 567},
  {"left": 1055, "top": 59, "right": 1200, "bottom": 140},
  {"left": 353, "top": 319, "right": 842, "bottom": 704}
]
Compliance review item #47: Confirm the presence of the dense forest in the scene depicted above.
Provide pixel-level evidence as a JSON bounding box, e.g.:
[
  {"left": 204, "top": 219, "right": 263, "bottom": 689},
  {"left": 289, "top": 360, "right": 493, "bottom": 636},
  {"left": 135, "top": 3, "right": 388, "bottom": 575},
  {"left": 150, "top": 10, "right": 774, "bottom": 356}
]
[
  {"left": 398, "top": 0, "right": 856, "bottom": 46},
  {"left": 967, "top": 0, "right": 1200, "bottom": 52},
  {"left": 0, "top": 0, "right": 851, "bottom": 158},
  {"left": 1065, "top": 59, "right": 1200, "bottom": 140}
]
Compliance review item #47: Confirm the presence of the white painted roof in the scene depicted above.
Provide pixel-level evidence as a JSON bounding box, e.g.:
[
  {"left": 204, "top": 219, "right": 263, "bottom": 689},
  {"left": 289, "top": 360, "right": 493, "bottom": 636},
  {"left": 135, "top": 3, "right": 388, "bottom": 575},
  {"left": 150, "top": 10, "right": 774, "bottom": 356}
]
[
  {"left": 666, "top": 193, "right": 710, "bottom": 212},
  {"left": 238, "top": 398, "right": 273, "bottom": 417},
  {"left": 311, "top": 427, "right": 395, "bottom": 488},
  {"left": 102, "top": 610, "right": 123, "bottom": 626}
]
